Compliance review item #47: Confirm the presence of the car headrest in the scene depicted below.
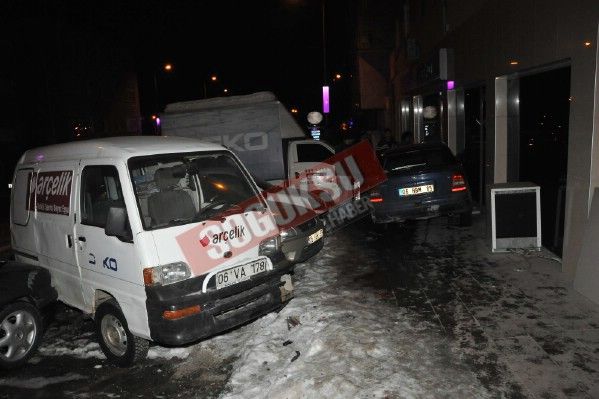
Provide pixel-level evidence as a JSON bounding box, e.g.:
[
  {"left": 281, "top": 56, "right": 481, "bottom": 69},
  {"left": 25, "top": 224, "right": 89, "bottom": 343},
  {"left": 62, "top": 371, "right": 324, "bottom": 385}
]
[{"left": 154, "top": 167, "right": 181, "bottom": 190}]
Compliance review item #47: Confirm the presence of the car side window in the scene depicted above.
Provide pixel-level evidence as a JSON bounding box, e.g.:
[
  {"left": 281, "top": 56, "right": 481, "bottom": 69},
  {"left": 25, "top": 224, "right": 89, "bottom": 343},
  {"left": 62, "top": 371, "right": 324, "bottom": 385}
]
[
  {"left": 11, "top": 169, "right": 34, "bottom": 226},
  {"left": 80, "top": 166, "right": 125, "bottom": 228}
]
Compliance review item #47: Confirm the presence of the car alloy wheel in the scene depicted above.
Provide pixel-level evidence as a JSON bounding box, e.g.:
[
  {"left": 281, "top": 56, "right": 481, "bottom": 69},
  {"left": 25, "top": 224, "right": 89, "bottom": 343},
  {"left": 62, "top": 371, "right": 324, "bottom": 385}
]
[{"left": 0, "top": 302, "right": 42, "bottom": 369}]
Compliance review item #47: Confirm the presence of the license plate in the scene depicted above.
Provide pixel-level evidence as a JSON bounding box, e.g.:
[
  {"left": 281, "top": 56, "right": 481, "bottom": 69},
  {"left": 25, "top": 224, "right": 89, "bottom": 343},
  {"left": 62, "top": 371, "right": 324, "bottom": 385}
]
[
  {"left": 399, "top": 184, "right": 434, "bottom": 196},
  {"left": 216, "top": 258, "right": 268, "bottom": 290},
  {"left": 308, "top": 228, "right": 324, "bottom": 244}
]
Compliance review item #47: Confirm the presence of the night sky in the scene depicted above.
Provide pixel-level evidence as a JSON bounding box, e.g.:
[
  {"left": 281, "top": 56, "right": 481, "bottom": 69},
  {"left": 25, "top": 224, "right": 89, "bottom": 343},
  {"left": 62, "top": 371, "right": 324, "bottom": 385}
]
[
  {"left": 2, "top": 0, "right": 352, "bottom": 118},
  {"left": 0, "top": 0, "right": 354, "bottom": 214}
]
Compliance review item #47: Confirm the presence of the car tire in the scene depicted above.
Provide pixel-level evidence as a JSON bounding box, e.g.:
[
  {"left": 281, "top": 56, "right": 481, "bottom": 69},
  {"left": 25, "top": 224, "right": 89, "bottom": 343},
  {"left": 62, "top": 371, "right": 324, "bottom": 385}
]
[
  {"left": 458, "top": 211, "right": 472, "bottom": 227},
  {"left": 0, "top": 301, "right": 43, "bottom": 370},
  {"left": 95, "top": 299, "right": 148, "bottom": 367}
]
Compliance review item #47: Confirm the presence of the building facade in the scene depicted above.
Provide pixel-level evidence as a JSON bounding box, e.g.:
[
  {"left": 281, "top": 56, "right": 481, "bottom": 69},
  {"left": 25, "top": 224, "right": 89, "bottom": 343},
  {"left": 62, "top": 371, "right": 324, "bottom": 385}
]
[{"left": 356, "top": 0, "right": 599, "bottom": 302}]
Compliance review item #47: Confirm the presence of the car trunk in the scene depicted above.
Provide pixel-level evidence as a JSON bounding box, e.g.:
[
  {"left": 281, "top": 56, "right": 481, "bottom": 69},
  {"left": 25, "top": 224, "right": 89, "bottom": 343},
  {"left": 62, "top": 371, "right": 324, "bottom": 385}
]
[{"left": 380, "top": 166, "right": 456, "bottom": 203}]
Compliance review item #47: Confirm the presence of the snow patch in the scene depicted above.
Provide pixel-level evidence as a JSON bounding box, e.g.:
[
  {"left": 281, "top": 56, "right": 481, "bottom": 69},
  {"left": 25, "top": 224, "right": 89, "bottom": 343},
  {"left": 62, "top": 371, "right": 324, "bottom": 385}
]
[
  {"left": 0, "top": 373, "right": 86, "bottom": 389},
  {"left": 39, "top": 340, "right": 105, "bottom": 360},
  {"left": 147, "top": 346, "right": 191, "bottom": 360},
  {"left": 41, "top": 340, "right": 191, "bottom": 361}
]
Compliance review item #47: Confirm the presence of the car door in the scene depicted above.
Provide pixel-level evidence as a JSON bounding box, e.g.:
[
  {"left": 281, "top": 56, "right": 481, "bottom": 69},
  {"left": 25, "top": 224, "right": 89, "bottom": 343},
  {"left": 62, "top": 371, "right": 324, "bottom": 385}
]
[
  {"left": 27, "top": 164, "right": 84, "bottom": 309},
  {"left": 287, "top": 140, "right": 335, "bottom": 179},
  {"left": 73, "top": 161, "right": 139, "bottom": 311}
]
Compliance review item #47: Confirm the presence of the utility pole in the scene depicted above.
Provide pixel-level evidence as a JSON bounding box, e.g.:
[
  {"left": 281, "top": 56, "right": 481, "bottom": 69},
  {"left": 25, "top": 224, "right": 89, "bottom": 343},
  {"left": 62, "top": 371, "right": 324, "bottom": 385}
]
[{"left": 322, "top": 0, "right": 329, "bottom": 128}]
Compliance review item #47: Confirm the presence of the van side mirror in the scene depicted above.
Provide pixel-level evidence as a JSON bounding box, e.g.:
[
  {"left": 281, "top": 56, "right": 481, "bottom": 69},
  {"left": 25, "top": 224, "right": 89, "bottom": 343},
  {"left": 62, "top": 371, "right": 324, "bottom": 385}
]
[{"left": 105, "top": 206, "right": 133, "bottom": 243}]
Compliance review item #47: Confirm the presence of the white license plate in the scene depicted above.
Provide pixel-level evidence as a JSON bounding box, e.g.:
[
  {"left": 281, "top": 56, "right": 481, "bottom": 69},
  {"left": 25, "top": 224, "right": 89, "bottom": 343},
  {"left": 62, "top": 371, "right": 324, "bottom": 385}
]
[
  {"left": 308, "top": 228, "right": 324, "bottom": 244},
  {"left": 216, "top": 258, "right": 268, "bottom": 290},
  {"left": 399, "top": 184, "right": 434, "bottom": 196}
]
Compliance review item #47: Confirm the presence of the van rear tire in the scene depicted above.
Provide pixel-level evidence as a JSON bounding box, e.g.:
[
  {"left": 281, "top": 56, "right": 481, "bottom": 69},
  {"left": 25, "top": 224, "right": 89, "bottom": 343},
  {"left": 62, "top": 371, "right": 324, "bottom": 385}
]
[{"left": 95, "top": 300, "right": 148, "bottom": 367}]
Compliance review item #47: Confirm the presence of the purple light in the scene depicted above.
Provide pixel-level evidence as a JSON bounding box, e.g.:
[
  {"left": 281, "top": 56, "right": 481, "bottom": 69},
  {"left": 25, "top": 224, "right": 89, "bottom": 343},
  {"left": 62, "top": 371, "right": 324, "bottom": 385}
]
[
  {"left": 156, "top": 117, "right": 161, "bottom": 126},
  {"left": 35, "top": 154, "right": 44, "bottom": 161},
  {"left": 446, "top": 80, "right": 455, "bottom": 90},
  {"left": 322, "top": 86, "right": 330, "bottom": 114}
]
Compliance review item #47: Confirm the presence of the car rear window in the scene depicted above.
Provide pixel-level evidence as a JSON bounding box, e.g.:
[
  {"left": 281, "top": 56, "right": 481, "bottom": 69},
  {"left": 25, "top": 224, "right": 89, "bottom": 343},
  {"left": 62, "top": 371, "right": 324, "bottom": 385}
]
[{"left": 383, "top": 147, "right": 456, "bottom": 172}]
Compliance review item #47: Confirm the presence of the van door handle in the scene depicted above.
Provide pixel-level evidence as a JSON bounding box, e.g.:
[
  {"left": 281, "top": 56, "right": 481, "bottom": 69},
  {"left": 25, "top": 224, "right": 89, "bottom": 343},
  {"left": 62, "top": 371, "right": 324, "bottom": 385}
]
[
  {"left": 67, "top": 235, "right": 73, "bottom": 248},
  {"left": 78, "top": 236, "right": 86, "bottom": 242}
]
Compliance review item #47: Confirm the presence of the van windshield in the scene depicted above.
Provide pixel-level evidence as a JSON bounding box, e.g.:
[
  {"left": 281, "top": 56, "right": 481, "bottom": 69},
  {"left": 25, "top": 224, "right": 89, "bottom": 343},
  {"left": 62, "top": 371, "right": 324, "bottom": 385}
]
[{"left": 128, "top": 151, "right": 264, "bottom": 230}]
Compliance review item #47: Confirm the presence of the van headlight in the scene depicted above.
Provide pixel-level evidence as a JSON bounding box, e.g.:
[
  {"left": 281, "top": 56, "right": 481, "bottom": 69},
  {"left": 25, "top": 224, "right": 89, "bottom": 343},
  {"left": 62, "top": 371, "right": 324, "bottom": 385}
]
[
  {"left": 143, "top": 262, "right": 191, "bottom": 286},
  {"left": 259, "top": 235, "right": 281, "bottom": 256}
]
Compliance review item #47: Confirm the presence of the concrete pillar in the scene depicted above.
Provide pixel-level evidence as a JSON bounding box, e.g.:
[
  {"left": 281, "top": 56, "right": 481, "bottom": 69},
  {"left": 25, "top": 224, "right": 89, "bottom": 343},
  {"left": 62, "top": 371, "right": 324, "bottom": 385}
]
[
  {"left": 566, "top": 23, "right": 599, "bottom": 280},
  {"left": 446, "top": 90, "right": 457, "bottom": 155},
  {"left": 494, "top": 76, "right": 508, "bottom": 184}
]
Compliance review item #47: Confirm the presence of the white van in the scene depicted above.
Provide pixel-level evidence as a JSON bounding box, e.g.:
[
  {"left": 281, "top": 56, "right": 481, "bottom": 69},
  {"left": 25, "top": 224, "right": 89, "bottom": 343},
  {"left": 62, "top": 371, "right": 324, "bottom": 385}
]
[{"left": 10, "top": 136, "right": 294, "bottom": 366}]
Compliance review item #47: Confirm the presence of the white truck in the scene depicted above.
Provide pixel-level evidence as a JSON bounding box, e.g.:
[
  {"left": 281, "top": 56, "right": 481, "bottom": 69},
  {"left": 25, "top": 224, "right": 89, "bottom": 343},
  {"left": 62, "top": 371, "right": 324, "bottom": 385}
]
[
  {"left": 10, "top": 136, "right": 295, "bottom": 366},
  {"left": 160, "top": 91, "right": 336, "bottom": 186}
]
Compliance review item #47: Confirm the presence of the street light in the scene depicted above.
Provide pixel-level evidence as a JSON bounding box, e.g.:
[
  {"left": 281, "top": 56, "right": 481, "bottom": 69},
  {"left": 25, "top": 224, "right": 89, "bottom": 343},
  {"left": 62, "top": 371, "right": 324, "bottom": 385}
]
[
  {"left": 284, "top": 0, "right": 329, "bottom": 120},
  {"left": 204, "top": 75, "right": 219, "bottom": 98},
  {"left": 153, "top": 63, "right": 173, "bottom": 113}
]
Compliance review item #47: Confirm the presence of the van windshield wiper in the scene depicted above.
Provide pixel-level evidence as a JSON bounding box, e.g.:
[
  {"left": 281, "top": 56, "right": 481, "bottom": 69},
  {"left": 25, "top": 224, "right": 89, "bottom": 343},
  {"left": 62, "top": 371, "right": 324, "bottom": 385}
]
[
  {"left": 163, "top": 217, "right": 195, "bottom": 227},
  {"left": 159, "top": 202, "right": 265, "bottom": 226},
  {"left": 196, "top": 203, "right": 244, "bottom": 221}
]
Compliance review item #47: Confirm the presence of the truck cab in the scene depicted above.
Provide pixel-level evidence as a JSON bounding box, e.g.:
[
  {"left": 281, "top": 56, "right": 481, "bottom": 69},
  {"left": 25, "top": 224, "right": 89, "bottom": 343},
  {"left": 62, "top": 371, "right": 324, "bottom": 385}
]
[
  {"left": 160, "top": 91, "right": 336, "bottom": 188},
  {"left": 10, "top": 136, "right": 294, "bottom": 366}
]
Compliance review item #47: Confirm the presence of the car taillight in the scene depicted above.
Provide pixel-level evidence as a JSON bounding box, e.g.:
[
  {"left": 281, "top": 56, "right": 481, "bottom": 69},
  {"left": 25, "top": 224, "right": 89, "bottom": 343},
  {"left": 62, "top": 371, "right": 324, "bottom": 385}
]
[
  {"left": 451, "top": 174, "right": 467, "bottom": 192},
  {"left": 369, "top": 190, "right": 383, "bottom": 203}
]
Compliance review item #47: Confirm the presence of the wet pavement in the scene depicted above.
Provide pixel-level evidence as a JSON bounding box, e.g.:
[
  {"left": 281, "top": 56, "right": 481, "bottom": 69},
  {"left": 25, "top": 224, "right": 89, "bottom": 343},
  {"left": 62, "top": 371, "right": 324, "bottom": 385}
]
[
  {"left": 2, "top": 213, "right": 599, "bottom": 398},
  {"left": 362, "top": 214, "right": 599, "bottom": 398}
]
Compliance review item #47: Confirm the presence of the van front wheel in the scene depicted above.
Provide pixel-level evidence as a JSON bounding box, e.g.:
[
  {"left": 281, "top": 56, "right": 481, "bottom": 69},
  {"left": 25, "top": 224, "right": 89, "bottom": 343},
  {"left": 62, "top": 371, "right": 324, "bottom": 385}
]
[{"left": 95, "top": 300, "right": 148, "bottom": 367}]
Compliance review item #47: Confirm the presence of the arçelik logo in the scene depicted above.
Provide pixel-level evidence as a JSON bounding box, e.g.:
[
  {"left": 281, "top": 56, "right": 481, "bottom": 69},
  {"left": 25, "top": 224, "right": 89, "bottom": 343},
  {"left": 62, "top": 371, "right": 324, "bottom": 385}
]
[
  {"left": 199, "top": 225, "right": 246, "bottom": 248},
  {"left": 199, "top": 236, "right": 210, "bottom": 247}
]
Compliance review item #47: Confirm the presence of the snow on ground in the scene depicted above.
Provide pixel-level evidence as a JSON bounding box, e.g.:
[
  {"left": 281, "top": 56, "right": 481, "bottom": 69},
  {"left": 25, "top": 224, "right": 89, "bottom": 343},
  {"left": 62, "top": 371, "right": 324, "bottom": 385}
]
[
  {"left": 39, "top": 337, "right": 105, "bottom": 360},
  {"left": 39, "top": 333, "right": 192, "bottom": 361},
  {"left": 147, "top": 346, "right": 191, "bottom": 360},
  {"left": 0, "top": 373, "right": 86, "bottom": 389},
  {"left": 38, "top": 314, "right": 192, "bottom": 362},
  {"left": 194, "top": 233, "right": 491, "bottom": 399}
]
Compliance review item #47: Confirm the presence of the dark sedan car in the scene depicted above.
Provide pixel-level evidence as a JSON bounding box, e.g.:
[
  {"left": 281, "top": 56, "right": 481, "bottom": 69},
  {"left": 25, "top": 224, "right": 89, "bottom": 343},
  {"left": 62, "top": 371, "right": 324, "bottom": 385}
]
[
  {"left": 0, "top": 262, "right": 57, "bottom": 369},
  {"left": 368, "top": 143, "right": 473, "bottom": 226}
]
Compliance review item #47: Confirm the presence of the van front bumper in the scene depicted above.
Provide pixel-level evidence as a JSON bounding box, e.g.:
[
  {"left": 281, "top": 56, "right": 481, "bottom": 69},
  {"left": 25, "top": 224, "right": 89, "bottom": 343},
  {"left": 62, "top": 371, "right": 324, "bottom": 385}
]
[{"left": 145, "top": 255, "right": 294, "bottom": 346}]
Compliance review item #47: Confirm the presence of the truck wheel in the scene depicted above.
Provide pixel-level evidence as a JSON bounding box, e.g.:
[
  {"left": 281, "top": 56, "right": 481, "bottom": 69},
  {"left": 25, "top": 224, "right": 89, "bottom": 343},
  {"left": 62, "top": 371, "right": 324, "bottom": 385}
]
[
  {"left": 95, "top": 300, "right": 148, "bottom": 367},
  {"left": 0, "top": 301, "right": 43, "bottom": 369}
]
